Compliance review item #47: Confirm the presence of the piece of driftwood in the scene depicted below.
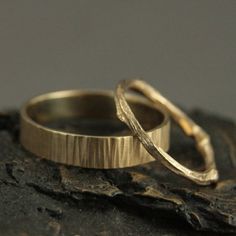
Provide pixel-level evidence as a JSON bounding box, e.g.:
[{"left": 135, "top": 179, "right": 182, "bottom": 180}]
[{"left": 0, "top": 109, "right": 235, "bottom": 236}]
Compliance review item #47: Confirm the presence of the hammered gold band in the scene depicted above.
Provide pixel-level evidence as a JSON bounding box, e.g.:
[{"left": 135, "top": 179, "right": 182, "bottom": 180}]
[
  {"left": 114, "top": 79, "right": 219, "bottom": 185},
  {"left": 20, "top": 90, "right": 170, "bottom": 168}
]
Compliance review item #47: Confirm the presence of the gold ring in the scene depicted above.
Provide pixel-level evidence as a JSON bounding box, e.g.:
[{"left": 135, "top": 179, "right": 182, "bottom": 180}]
[
  {"left": 114, "top": 79, "right": 219, "bottom": 185},
  {"left": 20, "top": 90, "right": 170, "bottom": 168}
]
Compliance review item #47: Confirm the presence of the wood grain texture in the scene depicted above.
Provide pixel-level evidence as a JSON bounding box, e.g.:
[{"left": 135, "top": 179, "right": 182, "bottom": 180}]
[
  {"left": 21, "top": 116, "right": 170, "bottom": 168},
  {"left": 0, "top": 109, "right": 236, "bottom": 235}
]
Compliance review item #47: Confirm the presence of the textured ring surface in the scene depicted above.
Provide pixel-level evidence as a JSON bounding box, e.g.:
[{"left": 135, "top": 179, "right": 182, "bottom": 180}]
[
  {"left": 20, "top": 90, "right": 170, "bottom": 168},
  {"left": 114, "top": 79, "right": 218, "bottom": 185}
]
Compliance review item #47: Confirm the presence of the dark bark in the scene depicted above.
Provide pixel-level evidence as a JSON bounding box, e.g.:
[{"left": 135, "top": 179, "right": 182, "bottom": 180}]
[{"left": 0, "top": 110, "right": 235, "bottom": 236}]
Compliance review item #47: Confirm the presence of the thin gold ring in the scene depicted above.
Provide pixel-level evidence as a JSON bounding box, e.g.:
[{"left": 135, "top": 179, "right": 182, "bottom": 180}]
[
  {"left": 114, "top": 79, "right": 219, "bottom": 185},
  {"left": 20, "top": 90, "right": 170, "bottom": 168}
]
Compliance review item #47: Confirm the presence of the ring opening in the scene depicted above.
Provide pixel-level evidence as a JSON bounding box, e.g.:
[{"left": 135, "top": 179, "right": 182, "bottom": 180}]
[{"left": 26, "top": 92, "right": 165, "bottom": 136}]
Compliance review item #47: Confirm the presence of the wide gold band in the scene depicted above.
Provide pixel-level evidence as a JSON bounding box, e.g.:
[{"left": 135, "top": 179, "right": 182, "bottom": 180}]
[
  {"left": 114, "top": 79, "right": 219, "bottom": 185},
  {"left": 20, "top": 90, "right": 170, "bottom": 168}
]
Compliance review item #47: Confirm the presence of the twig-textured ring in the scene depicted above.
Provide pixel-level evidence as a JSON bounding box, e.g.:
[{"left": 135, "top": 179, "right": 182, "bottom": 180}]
[
  {"left": 20, "top": 90, "right": 170, "bottom": 168},
  {"left": 114, "top": 79, "right": 219, "bottom": 185}
]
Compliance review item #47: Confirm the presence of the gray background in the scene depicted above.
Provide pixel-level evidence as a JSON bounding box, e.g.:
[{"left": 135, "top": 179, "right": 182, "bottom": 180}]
[{"left": 0, "top": 1, "right": 235, "bottom": 119}]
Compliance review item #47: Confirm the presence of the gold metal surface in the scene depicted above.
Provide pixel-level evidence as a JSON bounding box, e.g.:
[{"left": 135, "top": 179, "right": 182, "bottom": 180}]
[
  {"left": 20, "top": 90, "right": 170, "bottom": 168},
  {"left": 114, "top": 79, "right": 219, "bottom": 185}
]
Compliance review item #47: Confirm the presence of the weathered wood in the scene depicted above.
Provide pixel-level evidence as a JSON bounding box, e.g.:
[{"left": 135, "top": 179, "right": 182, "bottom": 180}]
[{"left": 0, "top": 110, "right": 235, "bottom": 236}]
